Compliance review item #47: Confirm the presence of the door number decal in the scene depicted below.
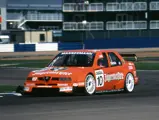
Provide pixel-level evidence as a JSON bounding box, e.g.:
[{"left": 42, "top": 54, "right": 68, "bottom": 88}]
[{"left": 95, "top": 70, "right": 104, "bottom": 87}]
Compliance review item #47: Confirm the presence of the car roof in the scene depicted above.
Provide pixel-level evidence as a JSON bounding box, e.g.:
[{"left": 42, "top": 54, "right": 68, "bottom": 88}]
[{"left": 60, "top": 49, "right": 117, "bottom": 53}]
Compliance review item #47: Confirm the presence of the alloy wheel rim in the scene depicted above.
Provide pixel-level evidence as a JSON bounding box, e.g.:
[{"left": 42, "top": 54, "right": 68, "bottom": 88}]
[
  {"left": 85, "top": 75, "right": 96, "bottom": 95},
  {"left": 126, "top": 73, "right": 134, "bottom": 92}
]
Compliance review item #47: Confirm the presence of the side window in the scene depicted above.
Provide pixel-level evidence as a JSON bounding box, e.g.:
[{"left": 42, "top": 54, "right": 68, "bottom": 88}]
[
  {"left": 97, "top": 52, "right": 109, "bottom": 67},
  {"left": 108, "top": 52, "right": 122, "bottom": 67}
]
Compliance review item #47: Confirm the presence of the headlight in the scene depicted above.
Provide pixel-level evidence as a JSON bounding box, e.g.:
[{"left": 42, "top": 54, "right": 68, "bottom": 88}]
[
  {"left": 59, "top": 77, "right": 71, "bottom": 81},
  {"left": 32, "top": 77, "right": 38, "bottom": 81},
  {"left": 26, "top": 77, "right": 37, "bottom": 81}
]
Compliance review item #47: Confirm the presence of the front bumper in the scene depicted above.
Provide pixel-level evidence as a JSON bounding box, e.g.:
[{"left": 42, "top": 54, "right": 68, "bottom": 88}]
[{"left": 23, "top": 82, "right": 85, "bottom": 94}]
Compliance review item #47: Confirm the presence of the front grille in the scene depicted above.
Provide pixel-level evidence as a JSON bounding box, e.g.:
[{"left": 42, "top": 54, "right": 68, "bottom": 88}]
[
  {"left": 36, "top": 84, "right": 45, "bottom": 85},
  {"left": 38, "top": 77, "right": 44, "bottom": 80},
  {"left": 38, "top": 76, "right": 51, "bottom": 82},
  {"left": 48, "top": 84, "right": 57, "bottom": 86}
]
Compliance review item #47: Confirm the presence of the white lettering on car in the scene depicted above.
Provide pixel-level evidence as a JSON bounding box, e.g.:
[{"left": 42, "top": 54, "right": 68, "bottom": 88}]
[
  {"left": 57, "top": 84, "right": 68, "bottom": 87},
  {"left": 104, "top": 72, "right": 124, "bottom": 82},
  {"left": 59, "top": 87, "right": 72, "bottom": 92},
  {"left": 32, "top": 71, "right": 72, "bottom": 76},
  {"left": 61, "top": 52, "right": 93, "bottom": 55},
  {"left": 95, "top": 70, "right": 124, "bottom": 87}
]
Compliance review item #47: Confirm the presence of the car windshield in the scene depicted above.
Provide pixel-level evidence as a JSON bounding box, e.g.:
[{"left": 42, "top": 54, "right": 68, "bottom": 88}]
[{"left": 48, "top": 52, "right": 95, "bottom": 67}]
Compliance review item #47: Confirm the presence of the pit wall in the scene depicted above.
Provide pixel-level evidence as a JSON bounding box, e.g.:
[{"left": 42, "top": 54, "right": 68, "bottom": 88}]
[{"left": 0, "top": 37, "right": 159, "bottom": 52}]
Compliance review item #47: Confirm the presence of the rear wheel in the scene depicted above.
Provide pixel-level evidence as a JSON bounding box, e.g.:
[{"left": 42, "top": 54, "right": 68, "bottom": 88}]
[
  {"left": 124, "top": 73, "right": 135, "bottom": 93},
  {"left": 84, "top": 74, "right": 96, "bottom": 95}
]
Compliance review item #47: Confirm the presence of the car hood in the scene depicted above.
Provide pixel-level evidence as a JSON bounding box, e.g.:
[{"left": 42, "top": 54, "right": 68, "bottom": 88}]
[{"left": 30, "top": 67, "right": 92, "bottom": 77}]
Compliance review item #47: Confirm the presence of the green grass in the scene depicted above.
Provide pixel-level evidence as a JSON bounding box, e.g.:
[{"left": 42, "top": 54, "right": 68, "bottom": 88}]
[
  {"left": 0, "top": 85, "right": 17, "bottom": 93},
  {"left": 0, "top": 59, "right": 159, "bottom": 70},
  {"left": 135, "top": 62, "right": 159, "bottom": 70}
]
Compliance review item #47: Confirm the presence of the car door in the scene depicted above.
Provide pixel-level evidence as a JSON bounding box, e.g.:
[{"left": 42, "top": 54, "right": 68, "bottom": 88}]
[
  {"left": 106, "top": 52, "right": 125, "bottom": 89},
  {"left": 94, "top": 52, "right": 113, "bottom": 91}
]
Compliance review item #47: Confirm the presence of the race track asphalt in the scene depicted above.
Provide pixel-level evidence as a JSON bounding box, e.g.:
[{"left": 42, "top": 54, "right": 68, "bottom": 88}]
[{"left": 0, "top": 68, "right": 159, "bottom": 120}]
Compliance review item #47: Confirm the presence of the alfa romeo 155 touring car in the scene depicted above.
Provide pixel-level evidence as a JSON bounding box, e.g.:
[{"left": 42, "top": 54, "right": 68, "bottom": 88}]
[{"left": 23, "top": 49, "right": 139, "bottom": 96}]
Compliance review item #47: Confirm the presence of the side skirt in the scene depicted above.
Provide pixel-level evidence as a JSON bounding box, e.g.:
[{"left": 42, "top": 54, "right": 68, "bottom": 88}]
[{"left": 95, "top": 89, "right": 124, "bottom": 94}]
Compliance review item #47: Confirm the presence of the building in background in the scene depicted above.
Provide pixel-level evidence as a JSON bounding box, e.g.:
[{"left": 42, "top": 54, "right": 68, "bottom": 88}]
[
  {"left": 6, "top": 0, "right": 63, "bottom": 43},
  {"left": 1, "top": 0, "right": 159, "bottom": 46},
  {"left": 0, "top": 0, "right": 7, "bottom": 30},
  {"left": 62, "top": 0, "right": 153, "bottom": 42}
]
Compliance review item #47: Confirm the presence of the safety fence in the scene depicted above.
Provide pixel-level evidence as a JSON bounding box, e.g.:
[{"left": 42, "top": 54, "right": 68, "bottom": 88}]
[{"left": 0, "top": 37, "right": 159, "bottom": 52}]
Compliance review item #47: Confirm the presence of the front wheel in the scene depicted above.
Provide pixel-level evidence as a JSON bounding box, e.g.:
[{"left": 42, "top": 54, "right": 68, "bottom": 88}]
[
  {"left": 124, "top": 73, "right": 135, "bottom": 93},
  {"left": 84, "top": 74, "right": 96, "bottom": 95}
]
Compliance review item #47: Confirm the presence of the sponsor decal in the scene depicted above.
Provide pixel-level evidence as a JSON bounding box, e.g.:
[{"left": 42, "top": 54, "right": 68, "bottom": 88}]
[
  {"left": 61, "top": 52, "right": 93, "bottom": 55},
  {"left": 95, "top": 70, "right": 105, "bottom": 87},
  {"left": 59, "top": 87, "right": 72, "bottom": 92},
  {"left": 57, "top": 84, "right": 68, "bottom": 87},
  {"left": 104, "top": 72, "right": 124, "bottom": 82},
  {"left": 95, "top": 70, "right": 124, "bottom": 87},
  {"left": 73, "top": 82, "right": 85, "bottom": 87},
  {"left": 33, "top": 71, "right": 72, "bottom": 76}
]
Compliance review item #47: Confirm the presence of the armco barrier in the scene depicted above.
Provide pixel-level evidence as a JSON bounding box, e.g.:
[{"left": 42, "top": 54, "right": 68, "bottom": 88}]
[
  {"left": 0, "top": 44, "right": 14, "bottom": 52},
  {"left": 14, "top": 44, "right": 35, "bottom": 52},
  {"left": 84, "top": 37, "right": 159, "bottom": 49},
  {"left": 58, "top": 42, "right": 83, "bottom": 50}
]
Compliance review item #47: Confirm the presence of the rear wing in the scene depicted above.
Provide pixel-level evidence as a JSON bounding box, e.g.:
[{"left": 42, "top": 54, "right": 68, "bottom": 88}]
[{"left": 120, "top": 54, "right": 138, "bottom": 62}]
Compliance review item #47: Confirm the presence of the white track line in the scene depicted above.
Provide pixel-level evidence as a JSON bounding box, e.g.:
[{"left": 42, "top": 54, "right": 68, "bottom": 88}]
[
  {"left": 0, "top": 96, "right": 3, "bottom": 98},
  {"left": 0, "top": 92, "right": 22, "bottom": 96}
]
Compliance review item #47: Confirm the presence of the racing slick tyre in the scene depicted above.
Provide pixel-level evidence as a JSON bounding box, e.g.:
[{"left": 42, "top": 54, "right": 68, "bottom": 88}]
[
  {"left": 84, "top": 74, "right": 96, "bottom": 96},
  {"left": 124, "top": 73, "right": 135, "bottom": 93}
]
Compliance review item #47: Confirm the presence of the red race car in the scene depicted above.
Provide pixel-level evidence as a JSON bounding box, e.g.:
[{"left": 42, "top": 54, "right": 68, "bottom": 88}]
[{"left": 23, "top": 49, "right": 139, "bottom": 96}]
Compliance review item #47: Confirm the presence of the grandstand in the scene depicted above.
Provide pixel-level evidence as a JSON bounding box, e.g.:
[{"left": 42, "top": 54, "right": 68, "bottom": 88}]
[{"left": 0, "top": 0, "right": 159, "bottom": 47}]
